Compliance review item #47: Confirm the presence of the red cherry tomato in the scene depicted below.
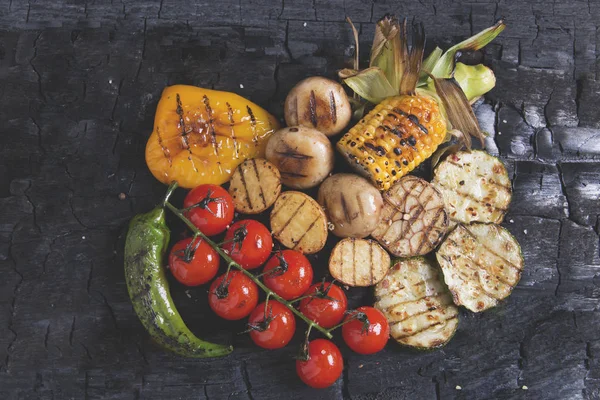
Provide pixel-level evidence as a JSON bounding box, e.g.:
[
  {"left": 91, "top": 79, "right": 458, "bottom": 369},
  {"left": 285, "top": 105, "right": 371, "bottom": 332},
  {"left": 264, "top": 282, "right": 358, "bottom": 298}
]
[
  {"left": 222, "top": 220, "right": 273, "bottom": 270},
  {"left": 183, "top": 184, "right": 234, "bottom": 236},
  {"left": 296, "top": 339, "right": 343, "bottom": 389},
  {"left": 248, "top": 300, "right": 296, "bottom": 349},
  {"left": 299, "top": 282, "right": 347, "bottom": 328},
  {"left": 262, "top": 250, "right": 313, "bottom": 300},
  {"left": 208, "top": 271, "right": 258, "bottom": 320},
  {"left": 168, "top": 237, "right": 219, "bottom": 286},
  {"left": 342, "top": 306, "right": 390, "bottom": 355}
]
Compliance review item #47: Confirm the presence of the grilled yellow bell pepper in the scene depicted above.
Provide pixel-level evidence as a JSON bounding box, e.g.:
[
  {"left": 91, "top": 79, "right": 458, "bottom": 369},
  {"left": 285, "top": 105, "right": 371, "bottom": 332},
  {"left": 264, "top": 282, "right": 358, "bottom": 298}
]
[{"left": 145, "top": 85, "right": 280, "bottom": 189}]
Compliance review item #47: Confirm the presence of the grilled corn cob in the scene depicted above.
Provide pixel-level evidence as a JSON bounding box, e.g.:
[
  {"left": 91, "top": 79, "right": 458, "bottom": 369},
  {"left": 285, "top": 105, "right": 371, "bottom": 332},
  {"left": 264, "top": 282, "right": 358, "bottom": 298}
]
[{"left": 337, "top": 94, "right": 446, "bottom": 190}]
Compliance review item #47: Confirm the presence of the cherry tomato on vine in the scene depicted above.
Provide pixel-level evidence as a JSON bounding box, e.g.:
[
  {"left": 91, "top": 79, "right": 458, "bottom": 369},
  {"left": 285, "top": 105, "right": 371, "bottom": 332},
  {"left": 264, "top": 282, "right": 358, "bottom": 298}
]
[
  {"left": 299, "top": 282, "right": 347, "bottom": 328},
  {"left": 183, "top": 184, "right": 234, "bottom": 236},
  {"left": 262, "top": 250, "right": 313, "bottom": 300},
  {"left": 168, "top": 237, "right": 219, "bottom": 286},
  {"left": 296, "top": 339, "right": 343, "bottom": 389},
  {"left": 342, "top": 306, "right": 389, "bottom": 355},
  {"left": 247, "top": 300, "right": 296, "bottom": 349},
  {"left": 222, "top": 220, "right": 273, "bottom": 270},
  {"left": 208, "top": 271, "right": 258, "bottom": 320}
]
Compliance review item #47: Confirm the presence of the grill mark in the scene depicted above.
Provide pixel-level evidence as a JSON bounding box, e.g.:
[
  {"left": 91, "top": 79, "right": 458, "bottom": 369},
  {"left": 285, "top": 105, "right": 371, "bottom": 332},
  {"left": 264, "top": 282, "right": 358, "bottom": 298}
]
[
  {"left": 392, "top": 107, "right": 429, "bottom": 134},
  {"left": 239, "top": 164, "right": 253, "bottom": 211},
  {"left": 251, "top": 159, "right": 267, "bottom": 208},
  {"left": 155, "top": 127, "right": 172, "bottom": 166},
  {"left": 445, "top": 160, "right": 512, "bottom": 192},
  {"left": 226, "top": 102, "right": 239, "bottom": 159},
  {"left": 203, "top": 95, "right": 222, "bottom": 174},
  {"left": 275, "top": 150, "right": 313, "bottom": 160},
  {"left": 329, "top": 91, "right": 337, "bottom": 124},
  {"left": 415, "top": 205, "right": 446, "bottom": 254},
  {"left": 274, "top": 199, "right": 307, "bottom": 236},
  {"left": 309, "top": 90, "right": 318, "bottom": 127},
  {"left": 176, "top": 93, "right": 198, "bottom": 172},
  {"left": 389, "top": 308, "right": 440, "bottom": 325},
  {"left": 436, "top": 181, "right": 510, "bottom": 212},
  {"left": 270, "top": 195, "right": 292, "bottom": 220},
  {"left": 339, "top": 239, "right": 345, "bottom": 284},
  {"left": 280, "top": 171, "right": 308, "bottom": 178},
  {"left": 381, "top": 294, "right": 445, "bottom": 312},
  {"left": 247, "top": 106, "right": 258, "bottom": 146},
  {"left": 340, "top": 193, "right": 352, "bottom": 223},
  {"left": 355, "top": 193, "right": 365, "bottom": 218},
  {"left": 462, "top": 226, "right": 522, "bottom": 272},
  {"left": 396, "top": 316, "right": 458, "bottom": 340},
  {"left": 396, "top": 183, "right": 435, "bottom": 245},
  {"left": 442, "top": 249, "right": 510, "bottom": 297},
  {"left": 382, "top": 123, "right": 406, "bottom": 138},
  {"left": 364, "top": 142, "right": 386, "bottom": 156},
  {"left": 292, "top": 215, "right": 321, "bottom": 248}
]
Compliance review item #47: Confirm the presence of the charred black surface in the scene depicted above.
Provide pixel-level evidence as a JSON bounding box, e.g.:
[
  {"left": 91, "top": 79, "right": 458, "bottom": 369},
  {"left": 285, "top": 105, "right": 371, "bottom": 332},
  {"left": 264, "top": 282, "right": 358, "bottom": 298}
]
[{"left": 0, "top": 1, "right": 599, "bottom": 399}]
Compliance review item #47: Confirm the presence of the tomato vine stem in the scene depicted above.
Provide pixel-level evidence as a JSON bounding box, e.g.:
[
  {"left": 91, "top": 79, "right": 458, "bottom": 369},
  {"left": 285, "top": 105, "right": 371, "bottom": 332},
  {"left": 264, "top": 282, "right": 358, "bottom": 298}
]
[{"left": 164, "top": 199, "right": 334, "bottom": 339}]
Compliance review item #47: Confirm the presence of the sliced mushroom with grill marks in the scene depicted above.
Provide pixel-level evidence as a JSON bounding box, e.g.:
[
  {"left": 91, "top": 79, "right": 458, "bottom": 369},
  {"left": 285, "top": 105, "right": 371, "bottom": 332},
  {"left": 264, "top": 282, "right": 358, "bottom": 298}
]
[
  {"left": 270, "top": 191, "right": 328, "bottom": 254},
  {"left": 435, "top": 223, "right": 524, "bottom": 312},
  {"left": 374, "top": 257, "right": 459, "bottom": 349},
  {"left": 371, "top": 175, "right": 449, "bottom": 257},
  {"left": 329, "top": 238, "right": 390, "bottom": 287},
  {"left": 228, "top": 158, "right": 281, "bottom": 214},
  {"left": 432, "top": 150, "right": 512, "bottom": 226}
]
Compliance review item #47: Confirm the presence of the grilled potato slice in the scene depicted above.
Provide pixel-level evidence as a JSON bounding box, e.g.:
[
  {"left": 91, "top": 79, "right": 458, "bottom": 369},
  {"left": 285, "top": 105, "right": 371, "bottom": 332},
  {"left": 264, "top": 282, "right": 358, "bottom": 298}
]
[
  {"left": 375, "top": 257, "right": 459, "bottom": 349},
  {"left": 329, "top": 238, "right": 390, "bottom": 287},
  {"left": 270, "top": 191, "right": 328, "bottom": 254},
  {"left": 371, "top": 176, "right": 448, "bottom": 257},
  {"left": 436, "top": 223, "right": 524, "bottom": 312},
  {"left": 432, "top": 150, "right": 512, "bottom": 225},
  {"left": 229, "top": 158, "right": 281, "bottom": 214}
]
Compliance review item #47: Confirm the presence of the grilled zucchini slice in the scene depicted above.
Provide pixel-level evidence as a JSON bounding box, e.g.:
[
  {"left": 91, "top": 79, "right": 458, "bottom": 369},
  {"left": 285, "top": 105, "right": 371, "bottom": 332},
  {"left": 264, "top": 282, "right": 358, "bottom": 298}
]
[
  {"left": 329, "top": 238, "right": 390, "bottom": 287},
  {"left": 270, "top": 191, "right": 328, "bottom": 254},
  {"left": 432, "top": 150, "right": 512, "bottom": 225},
  {"left": 371, "top": 176, "right": 449, "bottom": 257},
  {"left": 375, "top": 257, "right": 458, "bottom": 349},
  {"left": 436, "top": 223, "right": 524, "bottom": 312},
  {"left": 229, "top": 158, "right": 281, "bottom": 214}
]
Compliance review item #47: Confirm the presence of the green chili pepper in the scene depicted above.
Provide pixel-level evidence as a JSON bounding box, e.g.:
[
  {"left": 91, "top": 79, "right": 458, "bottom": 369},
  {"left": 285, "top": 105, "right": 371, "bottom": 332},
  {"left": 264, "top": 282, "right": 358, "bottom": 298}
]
[{"left": 124, "top": 203, "right": 232, "bottom": 358}]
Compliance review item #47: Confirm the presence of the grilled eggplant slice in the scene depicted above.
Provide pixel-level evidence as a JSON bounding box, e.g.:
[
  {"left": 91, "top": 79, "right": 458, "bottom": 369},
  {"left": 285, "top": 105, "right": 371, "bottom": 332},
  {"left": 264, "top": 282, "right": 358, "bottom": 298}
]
[
  {"left": 436, "top": 223, "right": 524, "bottom": 312},
  {"left": 270, "top": 191, "right": 328, "bottom": 254},
  {"left": 432, "top": 150, "right": 512, "bottom": 225},
  {"left": 329, "top": 238, "right": 390, "bottom": 287},
  {"left": 371, "top": 176, "right": 449, "bottom": 257},
  {"left": 375, "top": 257, "right": 459, "bottom": 349},
  {"left": 229, "top": 158, "right": 281, "bottom": 214}
]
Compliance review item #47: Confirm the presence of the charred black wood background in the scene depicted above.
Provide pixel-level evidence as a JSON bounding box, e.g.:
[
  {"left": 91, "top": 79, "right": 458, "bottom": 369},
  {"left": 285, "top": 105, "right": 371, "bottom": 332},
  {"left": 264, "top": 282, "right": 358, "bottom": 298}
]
[{"left": 1, "top": 1, "right": 599, "bottom": 399}]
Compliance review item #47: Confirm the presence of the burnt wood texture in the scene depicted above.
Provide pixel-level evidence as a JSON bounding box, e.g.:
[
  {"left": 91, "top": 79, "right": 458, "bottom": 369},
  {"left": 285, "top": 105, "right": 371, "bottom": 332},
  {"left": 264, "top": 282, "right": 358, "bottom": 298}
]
[{"left": 1, "top": 1, "right": 599, "bottom": 399}]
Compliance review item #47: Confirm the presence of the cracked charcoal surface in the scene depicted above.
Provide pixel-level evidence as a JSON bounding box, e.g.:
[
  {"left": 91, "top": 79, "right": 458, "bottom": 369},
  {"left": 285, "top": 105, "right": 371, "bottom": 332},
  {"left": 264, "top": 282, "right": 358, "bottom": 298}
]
[{"left": 0, "top": 1, "right": 599, "bottom": 399}]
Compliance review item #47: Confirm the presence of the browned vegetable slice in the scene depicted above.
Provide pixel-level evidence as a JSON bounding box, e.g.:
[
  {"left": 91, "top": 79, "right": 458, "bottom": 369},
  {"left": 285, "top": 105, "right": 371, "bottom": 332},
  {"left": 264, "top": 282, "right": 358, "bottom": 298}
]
[
  {"left": 371, "top": 175, "right": 449, "bottom": 257},
  {"left": 375, "top": 257, "right": 459, "bottom": 349},
  {"left": 270, "top": 191, "right": 328, "bottom": 254},
  {"left": 329, "top": 238, "right": 390, "bottom": 287},
  {"left": 229, "top": 158, "right": 281, "bottom": 214},
  {"left": 436, "top": 223, "right": 524, "bottom": 312},
  {"left": 432, "top": 150, "right": 512, "bottom": 225}
]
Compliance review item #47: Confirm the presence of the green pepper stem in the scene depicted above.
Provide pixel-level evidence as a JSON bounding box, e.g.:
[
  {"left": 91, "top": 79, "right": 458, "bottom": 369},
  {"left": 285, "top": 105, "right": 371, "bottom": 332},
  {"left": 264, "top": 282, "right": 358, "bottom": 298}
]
[
  {"left": 165, "top": 201, "right": 333, "bottom": 339},
  {"left": 162, "top": 181, "right": 179, "bottom": 207}
]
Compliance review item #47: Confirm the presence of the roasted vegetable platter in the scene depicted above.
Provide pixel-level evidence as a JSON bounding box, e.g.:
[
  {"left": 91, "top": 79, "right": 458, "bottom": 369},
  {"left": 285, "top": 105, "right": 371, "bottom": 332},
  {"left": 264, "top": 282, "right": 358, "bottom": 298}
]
[{"left": 125, "top": 15, "right": 521, "bottom": 390}]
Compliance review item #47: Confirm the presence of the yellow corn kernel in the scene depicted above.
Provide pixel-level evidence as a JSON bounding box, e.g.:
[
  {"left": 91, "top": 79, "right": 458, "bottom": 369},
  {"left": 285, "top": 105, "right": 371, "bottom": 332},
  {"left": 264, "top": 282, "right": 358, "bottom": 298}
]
[{"left": 337, "top": 94, "right": 447, "bottom": 191}]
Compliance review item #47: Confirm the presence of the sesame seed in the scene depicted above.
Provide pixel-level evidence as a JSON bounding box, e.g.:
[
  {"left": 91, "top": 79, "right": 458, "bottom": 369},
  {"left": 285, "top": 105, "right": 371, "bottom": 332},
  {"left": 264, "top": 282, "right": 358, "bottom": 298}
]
[
  {"left": 502, "top": 119, "right": 507, "bottom": 123},
  {"left": 498, "top": 132, "right": 502, "bottom": 135},
  {"left": 523, "top": 229, "right": 528, "bottom": 234},
  {"left": 239, "top": 84, "right": 244, "bottom": 88},
  {"left": 303, "top": 22, "right": 307, "bottom": 27},
  {"left": 509, "top": 219, "right": 514, "bottom": 223},
  {"left": 82, "top": 236, "right": 86, "bottom": 239},
  {"left": 455, "top": 385, "right": 462, "bottom": 390},
  {"left": 522, "top": 385, "right": 528, "bottom": 390}
]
